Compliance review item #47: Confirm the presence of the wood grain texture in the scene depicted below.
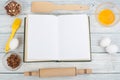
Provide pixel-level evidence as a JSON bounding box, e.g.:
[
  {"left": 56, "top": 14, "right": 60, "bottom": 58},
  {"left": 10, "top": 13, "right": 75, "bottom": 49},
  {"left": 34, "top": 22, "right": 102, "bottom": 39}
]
[
  {"left": 1, "top": 53, "right": 120, "bottom": 73},
  {"left": 0, "top": 0, "right": 120, "bottom": 80},
  {"left": 1, "top": 33, "right": 120, "bottom": 53},
  {"left": 1, "top": 15, "right": 120, "bottom": 34},
  {"left": 0, "top": 74, "right": 120, "bottom": 80}
]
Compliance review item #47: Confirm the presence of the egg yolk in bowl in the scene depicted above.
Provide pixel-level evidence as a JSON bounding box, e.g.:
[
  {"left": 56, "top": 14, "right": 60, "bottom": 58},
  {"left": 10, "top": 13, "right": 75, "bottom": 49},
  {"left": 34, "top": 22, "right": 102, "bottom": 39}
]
[{"left": 98, "top": 9, "right": 115, "bottom": 26}]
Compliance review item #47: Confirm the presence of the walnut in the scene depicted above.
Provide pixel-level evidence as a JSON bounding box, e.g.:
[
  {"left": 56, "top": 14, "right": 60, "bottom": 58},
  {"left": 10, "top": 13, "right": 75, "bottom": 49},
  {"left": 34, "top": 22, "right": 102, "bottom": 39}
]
[{"left": 7, "top": 54, "right": 21, "bottom": 69}]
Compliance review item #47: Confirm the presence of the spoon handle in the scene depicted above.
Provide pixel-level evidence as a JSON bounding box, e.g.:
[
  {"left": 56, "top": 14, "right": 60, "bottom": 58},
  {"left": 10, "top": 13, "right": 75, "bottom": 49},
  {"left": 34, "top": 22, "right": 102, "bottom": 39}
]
[{"left": 5, "top": 30, "right": 16, "bottom": 53}]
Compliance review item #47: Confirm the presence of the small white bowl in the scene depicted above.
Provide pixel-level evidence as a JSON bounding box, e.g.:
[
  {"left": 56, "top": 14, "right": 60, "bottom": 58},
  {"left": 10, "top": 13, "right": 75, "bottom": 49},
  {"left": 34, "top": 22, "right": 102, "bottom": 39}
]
[
  {"left": 4, "top": 0, "right": 22, "bottom": 16},
  {"left": 2, "top": 51, "right": 22, "bottom": 71},
  {"left": 95, "top": 2, "right": 120, "bottom": 27}
]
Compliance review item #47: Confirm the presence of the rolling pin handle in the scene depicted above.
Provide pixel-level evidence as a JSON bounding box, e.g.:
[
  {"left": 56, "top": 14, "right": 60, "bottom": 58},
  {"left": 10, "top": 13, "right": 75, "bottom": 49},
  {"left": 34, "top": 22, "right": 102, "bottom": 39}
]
[
  {"left": 24, "top": 71, "right": 39, "bottom": 77},
  {"left": 77, "top": 69, "right": 92, "bottom": 74}
]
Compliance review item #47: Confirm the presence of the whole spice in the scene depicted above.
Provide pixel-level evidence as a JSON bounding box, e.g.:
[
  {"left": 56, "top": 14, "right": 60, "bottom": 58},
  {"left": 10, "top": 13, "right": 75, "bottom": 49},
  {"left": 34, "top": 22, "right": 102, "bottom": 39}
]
[
  {"left": 5, "top": 1, "right": 21, "bottom": 16},
  {"left": 7, "top": 54, "right": 21, "bottom": 69}
]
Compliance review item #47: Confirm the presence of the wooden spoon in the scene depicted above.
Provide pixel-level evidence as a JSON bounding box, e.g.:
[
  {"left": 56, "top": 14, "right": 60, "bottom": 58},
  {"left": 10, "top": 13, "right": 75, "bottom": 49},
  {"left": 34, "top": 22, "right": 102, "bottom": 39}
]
[{"left": 31, "top": 2, "right": 89, "bottom": 13}]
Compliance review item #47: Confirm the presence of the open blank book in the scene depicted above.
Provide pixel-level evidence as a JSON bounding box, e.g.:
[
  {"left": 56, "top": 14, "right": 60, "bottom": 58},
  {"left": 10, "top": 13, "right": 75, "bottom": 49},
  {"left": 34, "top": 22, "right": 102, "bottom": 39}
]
[{"left": 24, "top": 14, "right": 91, "bottom": 62}]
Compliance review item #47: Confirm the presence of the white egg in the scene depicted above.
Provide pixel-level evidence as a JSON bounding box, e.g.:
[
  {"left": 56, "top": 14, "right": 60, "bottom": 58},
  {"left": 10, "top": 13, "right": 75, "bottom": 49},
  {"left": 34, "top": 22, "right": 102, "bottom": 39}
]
[
  {"left": 100, "top": 37, "right": 111, "bottom": 47},
  {"left": 9, "top": 38, "right": 19, "bottom": 50},
  {"left": 106, "top": 44, "right": 119, "bottom": 54}
]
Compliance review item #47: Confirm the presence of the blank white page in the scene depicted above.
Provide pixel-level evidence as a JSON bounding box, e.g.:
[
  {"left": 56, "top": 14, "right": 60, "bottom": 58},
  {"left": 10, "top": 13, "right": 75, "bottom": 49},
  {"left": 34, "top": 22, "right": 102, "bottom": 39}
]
[
  {"left": 58, "top": 15, "right": 91, "bottom": 61},
  {"left": 26, "top": 15, "right": 58, "bottom": 61}
]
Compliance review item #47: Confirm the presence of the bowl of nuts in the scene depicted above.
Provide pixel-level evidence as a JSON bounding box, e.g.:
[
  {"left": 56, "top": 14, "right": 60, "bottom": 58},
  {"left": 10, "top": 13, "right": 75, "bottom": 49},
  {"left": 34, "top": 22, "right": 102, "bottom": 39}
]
[
  {"left": 4, "top": 0, "right": 22, "bottom": 16},
  {"left": 2, "top": 51, "right": 22, "bottom": 71}
]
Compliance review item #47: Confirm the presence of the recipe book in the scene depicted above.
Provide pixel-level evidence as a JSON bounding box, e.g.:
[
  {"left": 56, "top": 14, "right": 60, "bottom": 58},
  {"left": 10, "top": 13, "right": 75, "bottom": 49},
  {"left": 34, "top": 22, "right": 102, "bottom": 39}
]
[{"left": 24, "top": 14, "right": 91, "bottom": 62}]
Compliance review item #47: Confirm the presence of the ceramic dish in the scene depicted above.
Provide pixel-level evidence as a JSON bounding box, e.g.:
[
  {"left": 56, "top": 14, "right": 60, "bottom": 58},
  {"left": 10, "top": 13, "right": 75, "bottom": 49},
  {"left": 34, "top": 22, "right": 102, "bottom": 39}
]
[
  {"left": 4, "top": 0, "right": 22, "bottom": 16},
  {"left": 2, "top": 51, "right": 22, "bottom": 71},
  {"left": 95, "top": 2, "right": 120, "bottom": 27}
]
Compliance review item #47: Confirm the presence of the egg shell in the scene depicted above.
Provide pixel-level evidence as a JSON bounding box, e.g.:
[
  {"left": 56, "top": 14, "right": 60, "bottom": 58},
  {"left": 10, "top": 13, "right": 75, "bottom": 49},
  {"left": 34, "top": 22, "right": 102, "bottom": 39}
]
[
  {"left": 100, "top": 37, "right": 111, "bottom": 47},
  {"left": 9, "top": 38, "right": 19, "bottom": 50},
  {"left": 106, "top": 44, "right": 119, "bottom": 54}
]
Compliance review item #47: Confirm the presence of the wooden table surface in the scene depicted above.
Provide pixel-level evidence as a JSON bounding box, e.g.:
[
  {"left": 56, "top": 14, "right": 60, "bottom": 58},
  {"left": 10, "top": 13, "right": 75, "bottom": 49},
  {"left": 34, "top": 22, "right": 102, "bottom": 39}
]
[{"left": 0, "top": 0, "right": 120, "bottom": 80}]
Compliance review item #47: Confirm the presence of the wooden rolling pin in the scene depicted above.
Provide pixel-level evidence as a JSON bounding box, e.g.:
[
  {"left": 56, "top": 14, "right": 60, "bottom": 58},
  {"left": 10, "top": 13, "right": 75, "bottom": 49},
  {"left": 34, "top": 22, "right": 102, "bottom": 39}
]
[
  {"left": 24, "top": 67, "right": 92, "bottom": 77},
  {"left": 31, "top": 2, "right": 89, "bottom": 13}
]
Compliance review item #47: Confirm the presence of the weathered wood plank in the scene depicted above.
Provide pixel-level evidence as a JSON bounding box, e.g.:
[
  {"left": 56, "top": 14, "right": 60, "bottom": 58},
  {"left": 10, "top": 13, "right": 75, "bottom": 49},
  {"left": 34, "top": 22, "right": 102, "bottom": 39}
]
[
  {"left": 0, "top": 73, "right": 120, "bottom": 80},
  {"left": 91, "top": 33, "right": 120, "bottom": 53},
  {"left": 0, "top": 0, "right": 120, "bottom": 15},
  {"left": 0, "top": 53, "right": 120, "bottom": 73},
  {"left": 0, "top": 0, "right": 94, "bottom": 15},
  {"left": 0, "top": 0, "right": 120, "bottom": 79},
  {"left": 0, "top": 15, "right": 25, "bottom": 33},
  {"left": 90, "top": 15, "right": 120, "bottom": 33},
  {"left": 0, "top": 34, "right": 24, "bottom": 53},
  {"left": 1, "top": 15, "right": 120, "bottom": 34},
  {"left": 1, "top": 33, "right": 120, "bottom": 53}
]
